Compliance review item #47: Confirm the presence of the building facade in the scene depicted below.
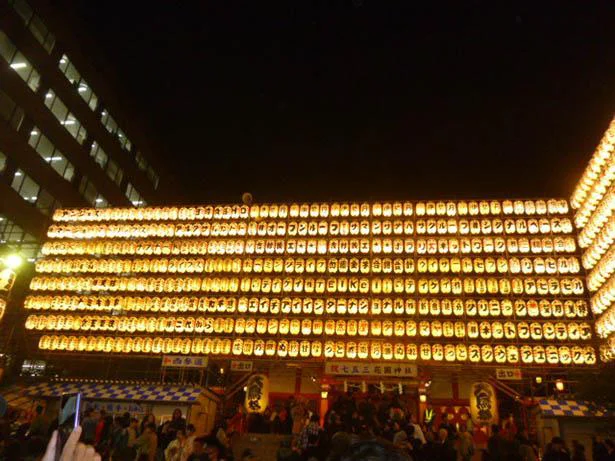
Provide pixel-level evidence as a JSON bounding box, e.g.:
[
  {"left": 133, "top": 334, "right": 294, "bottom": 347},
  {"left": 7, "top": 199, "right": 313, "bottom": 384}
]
[{"left": 0, "top": 0, "right": 171, "bottom": 262}]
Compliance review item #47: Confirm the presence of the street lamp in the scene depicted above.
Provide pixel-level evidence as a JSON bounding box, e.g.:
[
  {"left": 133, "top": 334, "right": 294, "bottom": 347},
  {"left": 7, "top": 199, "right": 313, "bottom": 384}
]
[{"left": 2, "top": 253, "right": 23, "bottom": 270}]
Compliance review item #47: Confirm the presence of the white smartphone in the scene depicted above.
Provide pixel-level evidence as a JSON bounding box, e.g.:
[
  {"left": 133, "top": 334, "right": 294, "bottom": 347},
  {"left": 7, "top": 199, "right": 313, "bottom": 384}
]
[{"left": 56, "top": 392, "right": 82, "bottom": 461}]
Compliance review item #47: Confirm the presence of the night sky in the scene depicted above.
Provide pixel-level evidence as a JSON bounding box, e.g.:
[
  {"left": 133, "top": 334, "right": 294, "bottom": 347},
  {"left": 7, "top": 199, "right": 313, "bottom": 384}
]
[{"left": 68, "top": 1, "right": 615, "bottom": 203}]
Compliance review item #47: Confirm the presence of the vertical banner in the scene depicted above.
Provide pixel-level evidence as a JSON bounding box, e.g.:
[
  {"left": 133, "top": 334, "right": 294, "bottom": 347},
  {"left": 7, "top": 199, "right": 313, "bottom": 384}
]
[
  {"left": 245, "top": 374, "right": 269, "bottom": 413},
  {"left": 470, "top": 382, "right": 498, "bottom": 425}
]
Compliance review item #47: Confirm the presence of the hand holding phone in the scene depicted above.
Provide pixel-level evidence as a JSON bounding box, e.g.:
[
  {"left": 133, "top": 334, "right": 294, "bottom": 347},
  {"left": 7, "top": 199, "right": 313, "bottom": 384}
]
[
  {"left": 56, "top": 393, "right": 82, "bottom": 461},
  {"left": 42, "top": 426, "right": 101, "bottom": 461}
]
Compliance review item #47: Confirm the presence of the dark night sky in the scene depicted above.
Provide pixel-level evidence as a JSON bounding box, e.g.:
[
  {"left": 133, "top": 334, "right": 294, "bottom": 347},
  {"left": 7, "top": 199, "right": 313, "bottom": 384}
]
[{"left": 67, "top": 1, "right": 615, "bottom": 203}]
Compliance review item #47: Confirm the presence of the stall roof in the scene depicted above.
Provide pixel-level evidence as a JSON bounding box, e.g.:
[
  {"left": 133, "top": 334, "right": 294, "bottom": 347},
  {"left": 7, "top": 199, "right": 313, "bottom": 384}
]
[
  {"left": 24, "top": 382, "right": 206, "bottom": 403},
  {"left": 538, "top": 399, "right": 612, "bottom": 418}
]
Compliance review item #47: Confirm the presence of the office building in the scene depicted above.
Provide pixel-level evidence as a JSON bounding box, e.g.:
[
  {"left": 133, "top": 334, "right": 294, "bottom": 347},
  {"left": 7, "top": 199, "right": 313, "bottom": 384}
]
[{"left": 0, "top": 0, "right": 171, "bottom": 262}]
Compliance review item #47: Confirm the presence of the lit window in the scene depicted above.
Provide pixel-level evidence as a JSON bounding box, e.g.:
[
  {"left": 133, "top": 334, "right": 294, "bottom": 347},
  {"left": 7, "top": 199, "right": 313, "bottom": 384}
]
[
  {"left": 28, "top": 127, "right": 75, "bottom": 182},
  {"left": 0, "top": 90, "right": 25, "bottom": 130},
  {"left": 89, "top": 141, "right": 123, "bottom": 186},
  {"left": 58, "top": 54, "right": 98, "bottom": 111},
  {"left": 125, "top": 182, "right": 146, "bottom": 207},
  {"left": 135, "top": 150, "right": 160, "bottom": 189},
  {"left": 0, "top": 30, "right": 40, "bottom": 91},
  {"left": 79, "top": 176, "right": 107, "bottom": 208},
  {"left": 11, "top": 168, "right": 39, "bottom": 203},
  {"left": 9, "top": 0, "right": 55, "bottom": 53},
  {"left": 100, "top": 109, "right": 132, "bottom": 153},
  {"left": 44, "top": 90, "right": 87, "bottom": 144}
]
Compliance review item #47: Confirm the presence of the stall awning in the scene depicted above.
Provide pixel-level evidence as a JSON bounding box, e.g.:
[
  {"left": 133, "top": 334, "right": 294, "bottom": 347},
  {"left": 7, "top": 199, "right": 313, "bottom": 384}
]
[
  {"left": 24, "top": 382, "right": 204, "bottom": 403},
  {"left": 0, "top": 385, "right": 33, "bottom": 411},
  {"left": 538, "top": 399, "right": 611, "bottom": 418}
]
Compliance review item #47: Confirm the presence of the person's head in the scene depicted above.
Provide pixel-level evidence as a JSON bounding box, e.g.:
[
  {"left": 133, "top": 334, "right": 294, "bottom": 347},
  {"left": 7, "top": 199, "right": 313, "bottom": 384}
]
[
  {"left": 438, "top": 428, "right": 448, "bottom": 442},
  {"left": 84, "top": 408, "right": 92, "bottom": 418},
  {"left": 193, "top": 437, "right": 206, "bottom": 454},
  {"left": 491, "top": 425, "right": 500, "bottom": 435},
  {"left": 551, "top": 437, "right": 565, "bottom": 451},
  {"left": 310, "top": 414, "right": 320, "bottom": 424},
  {"left": 172, "top": 408, "right": 182, "bottom": 420},
  {"left": 340, "top": 440, "right": 411, "bottom": 461},
  {"left": 186, "top": 423, "right": 196, "bottom": 435},
  {"left": 99, "top": 409, "right": 106, "bottom": 418},
  {"left": 146, "top": 422, "right": 156, "bottom": 433},
  {"left": 405, "top": 425, "right": 415, "bottom": 438},
  {"left": 203, "top": 436, "right": 222, "bottom": 460},
  {"left": 242, "top": 448, "right": 257, "bottom": 461},
  {"left": 146, "top": 413, "right": 155, "bottom": 423},
  {"left": 130, "top": 417, "right": 139, "bottom": 429},
  {"left": 425, "top": 431, "right": 434, "bottom": 443},
  {"left": 35, "top": 405, "right": 44, "bottom": 416}
]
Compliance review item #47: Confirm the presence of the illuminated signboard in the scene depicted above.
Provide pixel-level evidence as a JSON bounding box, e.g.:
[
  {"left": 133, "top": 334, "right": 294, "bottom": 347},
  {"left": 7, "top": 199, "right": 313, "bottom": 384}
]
[
  {"left": 24, "top": 199, "right": 596, "bottom": 366},
  {"left": 570, "top": 117, "right": 615, "bottom": 362}
]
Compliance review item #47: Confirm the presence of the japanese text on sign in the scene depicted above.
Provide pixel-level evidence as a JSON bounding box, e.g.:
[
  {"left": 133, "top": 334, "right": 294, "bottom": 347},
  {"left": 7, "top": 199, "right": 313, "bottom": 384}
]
[
  {"left": 495, "top": 368, "right": 522, "bottom": 380},
  {"left": 162, "top": 355, "right": 208, "bottom": 368},
  {"left": 231, "top": 360, "right": 253, "bottom": 372},
  {"left": 325, "top": 361, "right": 417, "bottom": 377}
]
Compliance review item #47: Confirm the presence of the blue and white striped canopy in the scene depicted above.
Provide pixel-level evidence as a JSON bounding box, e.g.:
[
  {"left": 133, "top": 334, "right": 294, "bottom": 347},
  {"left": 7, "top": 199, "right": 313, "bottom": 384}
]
[{"left": 24, "top": 382, "right": 203, "bottom": 403}]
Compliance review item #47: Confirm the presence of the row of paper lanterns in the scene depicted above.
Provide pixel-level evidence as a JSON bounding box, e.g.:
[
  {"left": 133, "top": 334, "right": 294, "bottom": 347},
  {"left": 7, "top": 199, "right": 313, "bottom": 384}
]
[
  {"left": 40, "top": 236, "right": 579, "bottom": 257},
  {"left": 52, "top": 199, "right": 571, "bottom": 223},
  {"left": 36, "top": 334, "right": 596, "bottom": 365},
  {"left": 570, "top": 117, "right": 615, "bottom": 210},
  {"left": 577, "top": 185, "right": 615, "bottom": 248},
  {"left": 46, "top": 217, "right": 575, "bottom": 240},
  {"left": 29, "top": 275, "right": 586, "bottom": 296},
  {"left": 24, "top": 295, "right": 589, "bottom": 319},
  {"left": 35, "top": 255, "right": 581, "bottom": 276},
  {"left": 25, "top": 314, "right": 592, "bottom": 341}
]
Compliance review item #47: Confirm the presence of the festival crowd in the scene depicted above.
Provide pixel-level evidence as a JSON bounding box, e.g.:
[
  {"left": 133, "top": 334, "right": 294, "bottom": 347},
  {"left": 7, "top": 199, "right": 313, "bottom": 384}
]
[{"left": 1, "top": 394, "right": 615, "bottom": 461}]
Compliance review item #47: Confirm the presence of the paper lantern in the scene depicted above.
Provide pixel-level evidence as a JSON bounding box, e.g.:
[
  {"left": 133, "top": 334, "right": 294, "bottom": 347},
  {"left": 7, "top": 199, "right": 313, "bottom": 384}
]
[
  {"left": 245, "top": 374, "right": 269, "bottom": 413},
  {"left": 470, "top": 382, "right": 498, "bottom": 425}
]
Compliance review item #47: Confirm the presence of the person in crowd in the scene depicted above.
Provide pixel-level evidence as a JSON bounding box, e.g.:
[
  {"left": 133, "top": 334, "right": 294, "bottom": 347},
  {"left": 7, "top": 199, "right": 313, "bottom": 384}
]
[
  {"left": 487, "top": 424, "right": 505, "bottom": 460},
  {"left": 457, "top": 424, "right": 474, "bottom": 461},
  {"left": 187, "top": 437, "right": 209, "bottom": 461},
  {"left": 298, "top": 414, "right": 324, "bottom": 460},
  {"left": 28, "top": 405, "right": 48, "bottom": 438},
  {"left": 406, "top": 414, "right": 425, "bottom": 446},
  {"left": 327, "top": 413, "right": 345, "bottom": 439},
  {"left": 127, "top": 417, "right": 139, "bottom": 451},
  {"left": 338, "top": 439, "right": 410, "bottom": 461},
  {"left": 140, "top": 413, "right": 156, "bottom": 435},
  {"left": 94, "top": 410, "right": 107, "bottom": 446},
  {"left": 203, "top": 436, "right": 224, "bottom": 461},
  {"left": 604, "top": 439, "right": 615, "bottom": 461},
  {"left": 165, "top": 429, "right": 188, "bottom": 461},
  {"left": 543, "top": 436, "right": 572, "bottom": 461},
  {"left": 135, "top": 422, "right": 158, "bottom": 461},
  {"left": 592, "top": 436, "right": 609, "bottom": 461},
  {"left": 158, "top": 420, "right": 174, "bottom": 453},
  {"left": 391, "top": 421, "right": 407, "bottom": 447},
  {"left": 326, "top": 431, "right": 352, "bottom": 461},
  {"left": 214, "top": 419, "right": 230, "bottom": 456},
  {"left": 572, "top": 440, "right": 586, "bottom": 461},
  {"left": 517, "top": 429, "right": 537, "bottom": 461},
  {"left": 81, "top": 408, "right": 99, "bottom": 445},
  {"left": 169, "top": 409, "right": 188, "bottom": 436},
  {"left": 434, "top": 428, "right": 456, "bottom": 461},
  {"left": 184, "top": 424, "right": 197, "bottom": 461}
]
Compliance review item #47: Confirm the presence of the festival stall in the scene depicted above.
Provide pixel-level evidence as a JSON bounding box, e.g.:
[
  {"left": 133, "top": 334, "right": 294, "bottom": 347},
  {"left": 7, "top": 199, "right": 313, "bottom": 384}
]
[{"left": 23, "top": 380, "right": 219, "bottom": 434}]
